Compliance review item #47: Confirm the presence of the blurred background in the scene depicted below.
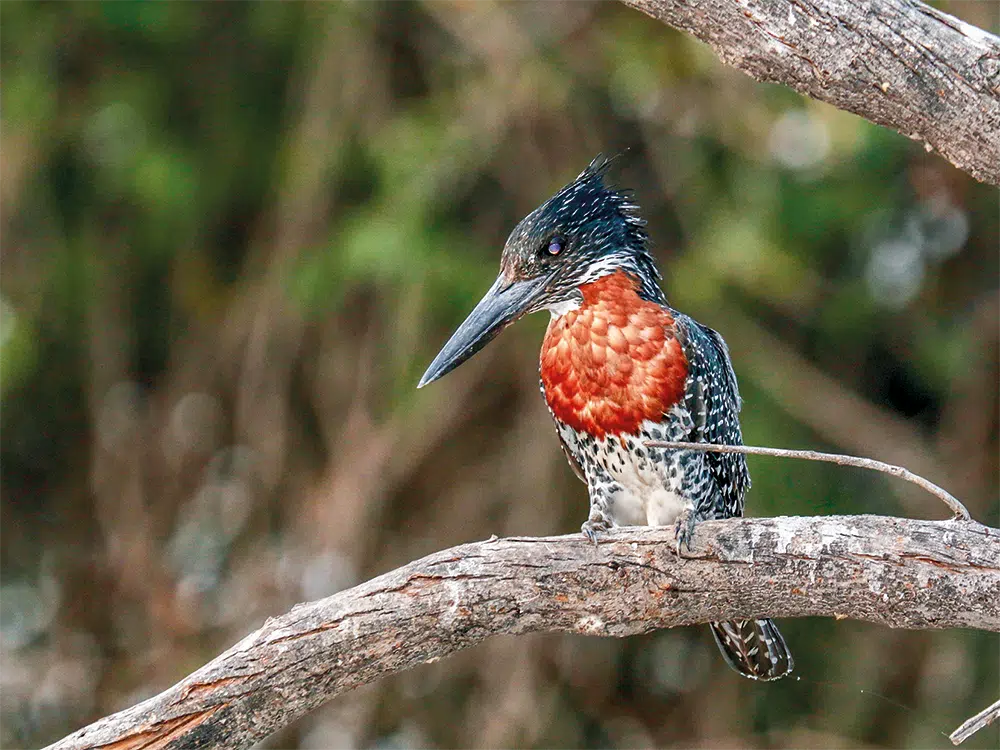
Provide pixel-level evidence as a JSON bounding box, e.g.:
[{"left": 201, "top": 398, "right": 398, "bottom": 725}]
[{"left": 2, "top": 1, "right": 998, "bottom": 748}]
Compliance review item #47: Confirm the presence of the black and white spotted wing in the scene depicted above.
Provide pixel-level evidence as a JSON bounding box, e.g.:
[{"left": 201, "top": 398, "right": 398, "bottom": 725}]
[
  {"left": 674, "top": 316, "right": 793, "bottom": 681},
  {"left": 673, "top": 314, "right": 750, "bottom": 520}
]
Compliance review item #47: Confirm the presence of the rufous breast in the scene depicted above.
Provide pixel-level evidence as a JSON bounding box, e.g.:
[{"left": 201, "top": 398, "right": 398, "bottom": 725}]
[{"left": 540, "top": 270, "right": 688, "bottom": 439}]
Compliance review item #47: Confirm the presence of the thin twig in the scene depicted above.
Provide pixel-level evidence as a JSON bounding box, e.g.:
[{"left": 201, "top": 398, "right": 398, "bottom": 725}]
[
  {"left": 643, "top": 441, "right": 971, "bottom": 521},
  {"left": 950, "top": 697, "right": 1000, "bottom": 745}
]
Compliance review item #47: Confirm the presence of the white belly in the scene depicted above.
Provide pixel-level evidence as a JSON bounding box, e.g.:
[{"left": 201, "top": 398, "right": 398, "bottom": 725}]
[
  {"left": 600, "top": 436, "right": 688, "bottom": 527},
  {"left": 608, "top": 480, "right": 687, "bottom": 527},
  {"left": 552, "top": 413, "right": 695, "bottom": 530}
]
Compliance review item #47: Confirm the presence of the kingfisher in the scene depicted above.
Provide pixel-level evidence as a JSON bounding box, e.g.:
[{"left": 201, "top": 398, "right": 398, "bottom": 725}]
[{"left": 418, "top": 156, "right": 793, "bottom": 681}]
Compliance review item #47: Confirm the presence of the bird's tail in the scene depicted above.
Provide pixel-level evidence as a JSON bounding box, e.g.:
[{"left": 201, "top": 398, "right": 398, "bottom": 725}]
[{"left": 710, "top": 618, "right": 793, "bottom": 681}]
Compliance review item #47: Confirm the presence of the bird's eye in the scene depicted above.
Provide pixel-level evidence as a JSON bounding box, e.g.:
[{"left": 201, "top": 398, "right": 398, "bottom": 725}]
[{"left": 545, "top": 236, "right": 565, "bottom": 256}]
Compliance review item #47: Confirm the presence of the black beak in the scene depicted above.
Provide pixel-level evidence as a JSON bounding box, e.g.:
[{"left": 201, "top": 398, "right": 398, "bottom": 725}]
[{"left": 418, "top": 274, "right": 547, "bottom": 388}]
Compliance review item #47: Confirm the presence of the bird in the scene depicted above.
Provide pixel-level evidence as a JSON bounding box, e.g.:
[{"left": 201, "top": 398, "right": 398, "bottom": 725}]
[{"left": 417, "top": 155, "right": 793, "bottom": 681}]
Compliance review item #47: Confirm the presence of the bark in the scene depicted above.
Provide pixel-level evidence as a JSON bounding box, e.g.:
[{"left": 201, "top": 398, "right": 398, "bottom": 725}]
[
  {"left": 48, "top": 515, "right": 999, "bottom": 750},
  {"left": 620, "top": 0, "right": 1000, "bottom": 185}
]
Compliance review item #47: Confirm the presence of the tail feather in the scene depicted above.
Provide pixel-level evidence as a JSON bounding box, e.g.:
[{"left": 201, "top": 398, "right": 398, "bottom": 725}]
[{"left": 710, "top": 618, "right": 793, "bottom": 681}]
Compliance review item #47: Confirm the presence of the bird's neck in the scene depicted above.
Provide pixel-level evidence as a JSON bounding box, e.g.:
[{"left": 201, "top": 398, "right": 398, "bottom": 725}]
[
  {"left": 540, "top": 270, "right": 688, "bottom": 439},
  {"left": 576, "top": 253, "right": 666, "bottom": 307}
]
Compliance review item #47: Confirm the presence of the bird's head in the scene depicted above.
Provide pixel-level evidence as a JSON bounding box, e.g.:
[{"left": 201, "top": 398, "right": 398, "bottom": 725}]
[{"left": 418, "top": 155, "right": 664, "bottom": 388}]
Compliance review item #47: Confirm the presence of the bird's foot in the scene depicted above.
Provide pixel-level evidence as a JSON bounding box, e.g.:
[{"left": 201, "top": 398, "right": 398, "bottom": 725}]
[
  {"left": 581, "top": 510, "right": 612, "bottom": 546},
  {"left": 673, "top": 508, "right": 698, "bottom": 557}
]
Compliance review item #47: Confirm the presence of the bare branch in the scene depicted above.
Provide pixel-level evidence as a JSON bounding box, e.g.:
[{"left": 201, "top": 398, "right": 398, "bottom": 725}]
[
  {"left": 47, "top": 515, "right": 999, "bottom": 750},
  {"left": 619, "top": 0, "right": 1000, "bottom": 185},
  {"left": 951, "top": 697, "right": 1000, "bottom": 745},
  {"left": 644, "top": 440, "right": 971, "bottom": 520}
]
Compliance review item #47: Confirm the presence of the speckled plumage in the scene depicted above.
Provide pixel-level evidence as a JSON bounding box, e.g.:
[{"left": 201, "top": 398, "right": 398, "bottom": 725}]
[
  {"left": 522, "top": 157, "right": 792, "bottom": 681},
  {"left": 540, "top": 271, "right": 687, "bottom": 440},
  {"left": 542, "top": 301, "right": 750, "bottom": 535},
  {"left": 420, "top": 154, "right": 793, "bottom": 680}
]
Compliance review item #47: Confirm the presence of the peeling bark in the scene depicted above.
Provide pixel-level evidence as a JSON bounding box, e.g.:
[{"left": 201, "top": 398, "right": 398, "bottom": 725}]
[
  {"left": 47, "top": 515, "right": 999, "bottom": 750},
  {"left": 620, "top": 0, "right": 1000, "bottom": 185}
]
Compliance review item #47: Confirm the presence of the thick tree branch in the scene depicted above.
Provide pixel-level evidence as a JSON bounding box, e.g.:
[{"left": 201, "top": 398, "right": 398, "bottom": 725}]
[
  {"left": 48, "top": 515, "right": 998, "bottom": 750},
  {"left": 620, "top": 0, "right": 1000, "bottom": 185}
]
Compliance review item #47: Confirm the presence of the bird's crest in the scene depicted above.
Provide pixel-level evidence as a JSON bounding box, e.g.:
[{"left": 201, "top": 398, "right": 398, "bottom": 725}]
[
  {"left": 550, "top": 151, "right": 662, "bottom": 302},
  {"left": 576, "top": 152, "right": 621, "bottom": 181}
]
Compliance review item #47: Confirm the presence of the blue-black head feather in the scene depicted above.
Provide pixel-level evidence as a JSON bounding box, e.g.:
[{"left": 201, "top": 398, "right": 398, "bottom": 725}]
[
  {"left": 500, "top": 154, "right": 665, "bottom": 309},
  {"left": 418, "top": 155, "right": 665, "bottom": 388}
]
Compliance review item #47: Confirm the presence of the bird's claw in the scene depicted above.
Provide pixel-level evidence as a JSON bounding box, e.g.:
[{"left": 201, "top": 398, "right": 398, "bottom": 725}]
[
  {"left": 673, "top": 508, "right": 698, "bottom": 557},
  {"left": 581, "top": 512, "right": 612, "bottom": 546}
]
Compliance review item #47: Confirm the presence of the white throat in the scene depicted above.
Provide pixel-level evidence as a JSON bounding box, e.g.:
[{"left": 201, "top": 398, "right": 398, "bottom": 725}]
[{"left": 547, "top": 298, "right": 582, "bottom": 318}]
